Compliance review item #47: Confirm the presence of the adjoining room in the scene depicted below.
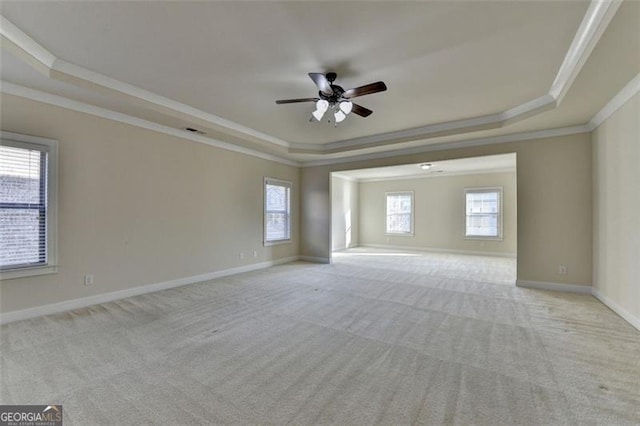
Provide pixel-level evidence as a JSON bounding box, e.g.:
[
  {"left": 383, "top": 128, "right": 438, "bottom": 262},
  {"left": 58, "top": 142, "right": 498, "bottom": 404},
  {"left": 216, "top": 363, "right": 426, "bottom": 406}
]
[{"left": 331, "top": 153, "right": 517, "bottom": 286}]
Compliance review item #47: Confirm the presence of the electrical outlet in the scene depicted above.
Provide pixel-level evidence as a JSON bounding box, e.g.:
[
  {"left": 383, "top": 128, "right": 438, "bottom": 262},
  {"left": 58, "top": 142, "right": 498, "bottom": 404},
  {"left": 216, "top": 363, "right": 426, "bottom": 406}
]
[
  {"left": 84, "top": 274, "right": 94, "bottom": 286},
  {"left": 239, "top": 252, "right": 244, "bottom": 260},
  {"left": 558, "top": 265, "right": 567, "bottom": 275},
  {"left": 253, "top": 250, "right": 258, "bottom": 258}
]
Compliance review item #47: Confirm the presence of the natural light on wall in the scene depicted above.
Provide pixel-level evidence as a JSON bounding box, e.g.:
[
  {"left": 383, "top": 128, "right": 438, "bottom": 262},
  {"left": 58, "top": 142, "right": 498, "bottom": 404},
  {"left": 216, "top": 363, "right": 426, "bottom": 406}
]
[
  {"left": 0, "top": 131, "right": 58, "bottom": 280},
  {"left": 465, "top": 188, "right": 502, "bottom": 238},
  {"left": 0, "top": 145, "right": 48, "bottom": 269},
  {"left": 385, "top": 191, "right": 413, "bottom": 235},
  {"left": 345, "top": 210, "right": 352, "bottom": 247},
  {"left": 264, "top": 178, "right": 292, "bottom": 244}
]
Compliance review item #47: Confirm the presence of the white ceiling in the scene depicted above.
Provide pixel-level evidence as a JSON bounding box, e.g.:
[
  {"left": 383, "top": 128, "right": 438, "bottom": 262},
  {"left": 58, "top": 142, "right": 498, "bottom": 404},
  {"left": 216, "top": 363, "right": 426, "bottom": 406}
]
[
  {"left": 0, "top": 1, "right": 638, "bottom": 165},
  {"left": 333, "top": 153, "right": 516, "bottom": 181}
]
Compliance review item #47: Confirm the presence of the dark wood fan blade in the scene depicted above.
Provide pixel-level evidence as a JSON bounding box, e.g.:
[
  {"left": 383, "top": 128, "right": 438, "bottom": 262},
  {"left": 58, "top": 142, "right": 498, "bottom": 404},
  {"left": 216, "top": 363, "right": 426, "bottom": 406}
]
[
  {"left": 308, "top": 73, "right": 334, "bottom": 95},
  {"left": 351, "top": 103, "right": 373, "bottom": 117},
  {"left": 275, "top": 98, "right": 318, "bottom": 104},
  {"left": 343, "top": 81, "right": 387, "bottom": 99}
]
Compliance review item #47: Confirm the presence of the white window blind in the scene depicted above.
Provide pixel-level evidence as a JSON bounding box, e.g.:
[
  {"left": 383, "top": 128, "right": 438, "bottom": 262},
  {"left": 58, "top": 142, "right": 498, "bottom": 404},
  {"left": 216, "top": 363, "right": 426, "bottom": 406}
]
[
  {"left": 0, "top": 144, "right": 49, "bottom": 269},
  {"left": 465, "top": 188, "right": 502, "bottom": 238},
  {"left": 386, "top": 192, "right": 413, "bottom": 234},
  {"left": 264, "top": 178, "right": 291, "bottom": 244}
]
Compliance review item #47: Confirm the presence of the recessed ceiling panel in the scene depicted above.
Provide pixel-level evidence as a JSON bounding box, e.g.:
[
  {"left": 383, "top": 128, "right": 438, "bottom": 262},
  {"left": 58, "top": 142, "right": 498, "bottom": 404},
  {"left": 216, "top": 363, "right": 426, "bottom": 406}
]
[{"left": 1, "top": 1, "right": 589, "bottom": 145}]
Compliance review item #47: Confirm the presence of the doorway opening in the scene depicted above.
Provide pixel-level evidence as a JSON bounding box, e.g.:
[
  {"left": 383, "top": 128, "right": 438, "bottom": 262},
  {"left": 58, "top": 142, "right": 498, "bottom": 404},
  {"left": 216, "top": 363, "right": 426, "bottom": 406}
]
[{"left": 330, "top": 153, "right": 517, "bottom": 285}]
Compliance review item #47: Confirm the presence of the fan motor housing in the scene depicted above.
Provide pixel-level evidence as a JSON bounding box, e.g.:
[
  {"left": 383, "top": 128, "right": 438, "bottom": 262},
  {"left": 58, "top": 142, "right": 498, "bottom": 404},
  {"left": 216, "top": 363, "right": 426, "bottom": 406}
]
[{"left": 319, "top": 85, "right": 345, "bottom": 105}]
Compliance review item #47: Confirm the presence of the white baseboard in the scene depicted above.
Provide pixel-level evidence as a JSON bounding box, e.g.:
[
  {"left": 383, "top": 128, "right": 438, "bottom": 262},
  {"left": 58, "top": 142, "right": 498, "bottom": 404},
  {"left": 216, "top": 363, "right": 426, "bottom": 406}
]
[
  {"left": 4, "top": 255, "right": 637, "bottom": 333},
  {"left": 516, "top": 279, "right": 592, "bottom": 294},
  {"left": 331, "top": 245, "right": 360, "bottom": 253},
  {"left": 299, "top": 256, "right": 331, "bottom": 264},
  {"left": 592, "top": 288, "right": 640, "bottom": 331},
  {"left": 361, "top": 244, "right": 517, "bottom": 258},
  {"left": 0, "top": 256, "right": 299, "bottom": 325}
]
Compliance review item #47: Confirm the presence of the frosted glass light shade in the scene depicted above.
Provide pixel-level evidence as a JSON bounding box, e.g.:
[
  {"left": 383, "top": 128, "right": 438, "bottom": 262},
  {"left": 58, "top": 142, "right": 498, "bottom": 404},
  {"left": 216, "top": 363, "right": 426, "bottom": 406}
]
[
  {"left": 339, "top": 101, "right": 353, "bottom": 115},
  {"left": 312, "top": 100, "right": 329, "bottom": 121},
  {"left": 316, "top": 99, "right": 329, "bottom": 112},
  {"left": 312, "top": 109, "right": 326, "bottom": 121}
]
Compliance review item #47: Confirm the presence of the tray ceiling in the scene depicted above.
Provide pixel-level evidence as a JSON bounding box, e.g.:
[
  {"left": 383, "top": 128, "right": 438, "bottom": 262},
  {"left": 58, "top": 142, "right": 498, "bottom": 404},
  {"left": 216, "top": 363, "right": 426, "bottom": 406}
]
[{"left": 0, "top": 1, "right": 638, "bottom": 164}]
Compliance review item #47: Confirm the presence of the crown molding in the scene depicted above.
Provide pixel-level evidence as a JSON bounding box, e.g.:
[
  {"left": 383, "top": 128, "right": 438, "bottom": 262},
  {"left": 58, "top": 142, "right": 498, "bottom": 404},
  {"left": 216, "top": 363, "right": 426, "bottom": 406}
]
[
  {"left": 291, "top": 94, "right": 559, "bottom": 155},
  {"left": 549, "top": 0, "right": 623, "bottom": 103},
  {"left": 290, "top": 112, "right": 505, "bottom": 154},
  {"left": 589, "top": 72, "right": 640, "bottom": 129},
  {"left": 331, "top": 172, "right": 359, "bottom": 182},
  {"left": 0, "top": 16, "right": 291, "bottom": 151},
  {"left": 289, "top": 0, "right": 617, "bottom": 156},
  {"left": 302, "top": 70, "right": 639, "bottom": 168},
  {"left": 353, "top": 167, "right": 516, "bottom": 183},
  {"left": 1, "top": 82, "right": 300, "bottom": 167},
  {"left": 0, "top": 16, "right": 55, "bottom": 68},
  {"left": 301, "top": 125, "right": 590, "bottom": 168},
  {"left": 49, "top": 59, "right": 291, "bottom": 149},
  {"left": 2, "top": 79, "right": 591, "bottom": 170}
]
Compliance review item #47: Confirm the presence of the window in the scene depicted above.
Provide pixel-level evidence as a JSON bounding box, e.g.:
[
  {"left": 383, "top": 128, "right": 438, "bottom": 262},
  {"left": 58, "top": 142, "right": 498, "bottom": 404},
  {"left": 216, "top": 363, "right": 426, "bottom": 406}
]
[
  {"left": 1, "top": 132, "right": 58, "bottom": 278},
  {"left": 386, "top": 191, "right": 414, "bottom": 235},
  {"left": 264, "top": 178, "right": 291, "bottom": 244},
  {"left": 465, "top": 187, "right": 502, "bottom": 239}
]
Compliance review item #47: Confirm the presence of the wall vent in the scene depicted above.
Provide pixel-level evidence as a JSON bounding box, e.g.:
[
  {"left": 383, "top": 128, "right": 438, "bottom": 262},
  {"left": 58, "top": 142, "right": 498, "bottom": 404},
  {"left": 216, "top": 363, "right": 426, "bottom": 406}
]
[{"left": 184, "top": 127, "right": 206, "bottom": 135}]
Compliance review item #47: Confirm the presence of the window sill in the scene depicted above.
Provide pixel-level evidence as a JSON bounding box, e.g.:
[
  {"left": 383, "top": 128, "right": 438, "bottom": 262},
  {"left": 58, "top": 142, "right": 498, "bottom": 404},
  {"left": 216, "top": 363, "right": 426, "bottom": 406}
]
[
  {"left": 0, "top": 265, "right": 58, "bottom": 280},
  {"left": 464, "top": 235, "right": 503, "bottom": 241},
  {"left": 385, "top": 233, "right": 415, "bottom": 237},
  {"left": 264, "top": 239, "right": 292, "bottom": 247}
]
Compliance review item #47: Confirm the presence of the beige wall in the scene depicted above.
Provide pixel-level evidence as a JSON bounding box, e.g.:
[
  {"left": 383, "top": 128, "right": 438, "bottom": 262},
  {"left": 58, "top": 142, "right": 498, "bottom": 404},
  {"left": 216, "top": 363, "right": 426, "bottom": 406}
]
[
  {"left": 593, "top": 91, "right": 639, "bottom": 324},
  {"left": 359, "top": 171, "right": 517, "bottom": 256},
  {"left": 302, "top": 133, "right": 592, "bottom": 286},
  {"left": 0, "top": 95, "right": 300, "bottom": 314},
  {"left": 0, "top": 94, "right": 600, "bottom": 314},
  {"left": 331, "top": 175, "right": 359, "bottom": 251}
]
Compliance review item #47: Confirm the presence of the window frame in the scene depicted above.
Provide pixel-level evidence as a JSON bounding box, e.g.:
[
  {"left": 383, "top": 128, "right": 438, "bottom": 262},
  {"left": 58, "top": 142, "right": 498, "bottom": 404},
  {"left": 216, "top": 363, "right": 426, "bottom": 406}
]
[
  {"left": 464, "top": 187, "right": 503, "bottom": 240},
  {"left": 263, "top": 177, "right": 292, "bottom": 246},
  {"left": 0, "top": 131, "right": 58, "bottom": 280},
  {"left": 385, "top": 191, "right": 414, "bottom": 236}
]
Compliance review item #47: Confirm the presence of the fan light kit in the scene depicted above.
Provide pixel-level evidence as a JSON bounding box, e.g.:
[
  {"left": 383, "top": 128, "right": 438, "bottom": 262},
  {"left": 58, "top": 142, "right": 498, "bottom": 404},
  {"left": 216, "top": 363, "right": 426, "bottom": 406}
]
[{"left": 276, "top": 72, "right": 387, "bottom": 126}]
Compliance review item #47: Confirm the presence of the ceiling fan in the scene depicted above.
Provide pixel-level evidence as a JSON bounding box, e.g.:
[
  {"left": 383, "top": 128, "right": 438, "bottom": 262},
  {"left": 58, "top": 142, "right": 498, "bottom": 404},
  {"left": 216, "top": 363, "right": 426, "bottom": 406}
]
[{"left": 276, "top": 72, "right": 387, "bottom": 124}]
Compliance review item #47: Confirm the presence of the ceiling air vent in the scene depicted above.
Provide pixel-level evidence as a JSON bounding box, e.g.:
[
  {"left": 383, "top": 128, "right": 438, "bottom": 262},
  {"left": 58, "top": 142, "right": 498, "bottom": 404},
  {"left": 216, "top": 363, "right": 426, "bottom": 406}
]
[{"left": 184, "top": 127, "right": 206, "bottom": 135}]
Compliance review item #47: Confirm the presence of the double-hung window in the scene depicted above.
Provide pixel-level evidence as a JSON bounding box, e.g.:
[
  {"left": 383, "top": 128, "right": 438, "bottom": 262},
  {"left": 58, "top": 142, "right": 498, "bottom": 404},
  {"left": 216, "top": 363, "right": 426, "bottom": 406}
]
[
  {"left": 1, "top": 132, "right": 58, "bottom": 278},
  {"left": 465, "top": 187, "right": 502, "bottom": 239},
  {"left": 385, "top": 191, "right": 414, "bottom": 235},
  {"left": 264, "top": 178, "right": 291, "bottom": 245}
]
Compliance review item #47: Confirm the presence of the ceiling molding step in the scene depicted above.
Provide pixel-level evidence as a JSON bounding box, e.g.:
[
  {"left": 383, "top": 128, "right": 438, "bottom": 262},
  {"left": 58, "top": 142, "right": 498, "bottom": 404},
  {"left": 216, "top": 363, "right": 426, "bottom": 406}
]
[
  {"left": 288, "top": 143, "right": 327, "bottom": 155},
  {"left": 549, "top": 0, "right": 623, "bottom": 104},
  {"left": 290, "top": 113, "right": 505, "bottom": 155},
  {"left": 331, "top": 172, "right": 359, "bottom": 182},
  {"left": 0, "top": 15, "right": 292, "bottom": 151},
  {"left": 355, "top": 167, "right": 517, "bottom": 184},
  {"left": 500, "top": 94, "right": 557, "bottom": 125},
  {"left": 289, "top": 0, "right": 619, "bottom": 157},
  {"left": 589, "top": 72, "right": 640, "bottom": 129},
  {"left": 49, "top": 59, "right": 291, "bottom": 149},
  {"left": 291, "top": 95, "right": 557, "bottom": 155},
  {"left": 0, "top": 16, "right": 55, "bottom": 68},
  {"left": 301, "top": 125, "right": 591, "bottom": 168},
  {"left": 1, "top": 81, "right": 300, "bottom": 167},
  {"left": 0, "top": 1, "right": 621, "bottom": 159},
  {"left": 0, "top": 35, "right": 53, "bottom": 77}
]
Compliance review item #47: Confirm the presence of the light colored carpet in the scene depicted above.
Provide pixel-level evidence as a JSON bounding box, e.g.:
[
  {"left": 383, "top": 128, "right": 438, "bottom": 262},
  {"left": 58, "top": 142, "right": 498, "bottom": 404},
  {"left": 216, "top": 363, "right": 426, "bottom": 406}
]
[{"left": 1, "top": 248, "right": 639, "bottom": 425}]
